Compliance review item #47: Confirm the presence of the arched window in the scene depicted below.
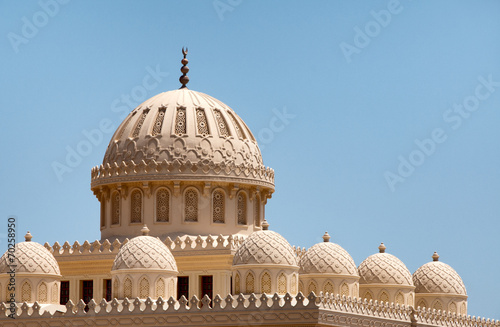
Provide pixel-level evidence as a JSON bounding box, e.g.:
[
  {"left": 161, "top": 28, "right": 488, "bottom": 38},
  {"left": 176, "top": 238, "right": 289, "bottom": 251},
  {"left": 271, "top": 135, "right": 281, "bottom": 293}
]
[
  {"left": 323, "top": 281, "right": 334, "bottom": 295},
  {"left": 113, "top": 278, "right": 119, "bottom": 298},
  {"left": 433, "top": 300, "right": 443, "bottom": 311},
  {"left": 234, "top": 273, "right": 241, "bottom": 294},
  {"left": 449, "top": 302, "right": 457, "bottom": 314},
  {"left": 254, "top": 194, "right": 261, "bottom": 227},
  {"left": 364, "top": 291, "right": 373, "bottom": 301},
  {"left": 156, "top": 188, "right": 170, "bottom": 222},
  {"left": 212, "top": 189, "right": 225, "bottom": 223},
  {"left": 111, "top": 191, "right": 120, "bottom": 225},
  {"left": 139, "top": 277, "right": 149, "bottom": 299},
  {"left": 124, "top": 278, "right": 132, "bottom": 299},
  {"left": 307, "top": 281, "right": 317, "bottom": 295},
  {"left": 184, "top": 188, "right": 199, "bottom": 222},
  {"left": 155, "top": 278, "right": 165, "bottom": 298},
  {"left": 299, "top": 280, "right": 304, "bottom": 294},
  {"left": 341, "top": 283, "right": 349, "bottom": 297},
  {"left": 237, "top": 192, "right": 247, "bottom": 225},
  {"left": 396, "top": 292, "right": 404, "bottom": 305},
  {"left": 291, "top": 274, "right": 297, "bottom": 294},
  {"left": 408, "top": 293, "right": 414, "bottom": 306},
  {"left": 460, "top": 303, "right": 467, "bottom": 315},
  {"left": 417, "top": 299, "right": 427, "bottom": 309},
  {"left": 245, "top": 272, "right": 255, "bottom": 294},
  {"left": 21, "top": 281, "right": 32, "bottom": 302},
  {"left": 130, "top": 189, "right": 143, "bottom": 223},
  {"left": 51, "top": 283, "right": 58, "bottom": 304},
  {"left": 261, "top": 272, "right": 271, "bottom": 294},
  {"left": 379, "top": 291, "right": 389, "bottom": 303}
]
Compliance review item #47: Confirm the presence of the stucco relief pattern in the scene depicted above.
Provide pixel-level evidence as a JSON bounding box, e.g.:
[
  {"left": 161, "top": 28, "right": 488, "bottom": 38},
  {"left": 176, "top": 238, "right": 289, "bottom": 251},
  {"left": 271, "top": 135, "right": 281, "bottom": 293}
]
[
  {"left": 358, "top": 253, "right": 413, "bottom": 285},
  {"left": 299, "top": 242, "right": 358, "bottom": 276},
  {"left": 0, "top": 242, "right": 60, "bottom": 275},
  {"left": 112, "top": 236, "right": 177, "bottom": 272},
  {"left": 413, "top": 261, "right": 466, "bottom": 295},
  {"left": 95, "top": 89, "right": 270, "bottom": 186},
  {"left": 233, "top": 231, "right": 298, "bottom": 266}
]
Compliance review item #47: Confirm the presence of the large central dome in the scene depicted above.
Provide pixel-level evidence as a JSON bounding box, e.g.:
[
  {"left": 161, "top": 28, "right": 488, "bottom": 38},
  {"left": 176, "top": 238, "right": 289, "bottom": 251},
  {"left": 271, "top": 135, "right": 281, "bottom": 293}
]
[
  {"left": 91, "top": 88, "right": 274, "bottom": 188},
  {"left": 91, "top": 51, "right": 274, "bottom": 240}
]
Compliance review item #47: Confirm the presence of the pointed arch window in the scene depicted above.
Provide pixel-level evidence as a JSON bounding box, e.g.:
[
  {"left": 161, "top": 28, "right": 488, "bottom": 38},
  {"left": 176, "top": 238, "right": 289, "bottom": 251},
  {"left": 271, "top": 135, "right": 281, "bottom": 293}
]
[
  {"left": 261, "top": 272, "right": 271, "bottom": 294},
  {"left": 124, "top": 278, "right": 132, "bottom": 299},
  {"left": 234, "top": 273, "right": 241, "bottom": 294},
  {"left": 323, "top": 281, "right": 334, "bottom": 294},
  {"left": 379, "top": 291, "right": 389, "bottom": 303},
  {"left": 130, "top": 189, "right": 143, "bottom": 223},
  {"left": 184, "top": 188, "right": 199, "bottom": 222},
  {"left": 155, "top": 278, "right": 165, "bottom": 298},
  {"left": 111, "top": 191, "right": 120, "bottom": 225},
  {"left": 278, "top": 273, "right": 287, "bottom": 295},
  {"left": 307, "top": 281, "right": 317, "bottom": 295},
  {"left": 156, "top": 188, "right": 170, "bottom": 222},
  {"left": 139, "top": 277, "right": 150, "bottom": 299},
  {"left": 245, "top": 272, "right": 255, "bottom": 294},
  {"left": 237, "top": 192, "right": 247, "bottom": 225},
  {"left": 21, "top": 281, "right": 32, "bottom": 302},
  {"left": 38, "top": 282, "right": 48, "bottom": 302},
  {"left": 212, "top": 189, "right": 225, "bottom": 223}
]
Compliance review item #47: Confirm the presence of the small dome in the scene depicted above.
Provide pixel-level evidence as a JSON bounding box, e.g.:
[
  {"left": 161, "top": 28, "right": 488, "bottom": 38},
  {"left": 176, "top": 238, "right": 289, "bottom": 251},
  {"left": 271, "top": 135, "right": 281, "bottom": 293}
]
[
  {"left": 358, "top": 244, "right": 412, "bottom": 286},
  {"left": 92, "top": 88, "right": 274, "bottom": 190},
  {"left": 413, "top": 253, "right": 466, "bottom": 295},
  {"left": 112, "top": 235, "right": 177, "bottom": 272},
  {"left": 0, "top": 234, "right": 60, "bottom": 276},
  {"left": 299, "top": 232, "right": 358, "bottom": 276},
  {"left": 233, "top": 229, "right": 297, "bottom": 266}
]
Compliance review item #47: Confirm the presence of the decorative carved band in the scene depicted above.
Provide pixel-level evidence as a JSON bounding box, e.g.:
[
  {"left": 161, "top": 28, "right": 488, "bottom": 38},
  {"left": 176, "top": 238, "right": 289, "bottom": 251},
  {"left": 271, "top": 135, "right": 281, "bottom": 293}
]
[{"left": 90, "top": 159, "right": 275, "bottom": 189}]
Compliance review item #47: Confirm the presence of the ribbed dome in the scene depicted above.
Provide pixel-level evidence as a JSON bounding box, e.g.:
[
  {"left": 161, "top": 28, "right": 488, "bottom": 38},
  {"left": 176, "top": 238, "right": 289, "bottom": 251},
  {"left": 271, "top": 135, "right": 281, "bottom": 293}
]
[
  {"left": 299, "top": 238, "right": 358, "bottom": 276},
  {"left": 233, "top": 230, "right": 298, "bottom": 266},
  {"left": 0, "top": 241, "right": 60, "bottom": 276},
  {"left": 91, "top": 88, "right": 274, "bottom": 189},
  {"left": 413, "top": 256, "right": 466, "bottom": 295},
  {"left": 112, "top": 236, "right": 177, "bottom": 272},
  {"left": 358, "top": 245, "right": 412, "bottom": 286}
]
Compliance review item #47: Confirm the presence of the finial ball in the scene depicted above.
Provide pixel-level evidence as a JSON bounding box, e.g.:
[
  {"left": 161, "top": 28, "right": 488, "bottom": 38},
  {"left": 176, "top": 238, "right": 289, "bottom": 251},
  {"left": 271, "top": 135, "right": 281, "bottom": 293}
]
[
  {"left": 378, "top": 242, "right": 386, "bottom": 253},
  {"left": 141, "top": 224, "right": 150, "bottom": 236},
  {"left": 262, "top": 219, "right": 269, "bottom": 230}
]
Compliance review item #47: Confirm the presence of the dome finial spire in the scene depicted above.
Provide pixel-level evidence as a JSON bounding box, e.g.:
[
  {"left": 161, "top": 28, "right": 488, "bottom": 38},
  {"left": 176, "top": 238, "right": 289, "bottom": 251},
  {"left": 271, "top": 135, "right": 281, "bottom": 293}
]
[
  {"left": 378, "top": 242, "right": 386, "bottom": 253},
  {"left": 322, "top": 231, "right": 330, "bottom": 242},
  {"left": 141, "top": 224, "right": 150, "bottom": 236},
  {"left": 179, "top": 47, "right": 189, "bottom": 89},
  {"left": 25, "top": 231, "right": 32, "bottom": 242},
  {"left": 262, "top": 219, "right": 269, "bottom": 230},
  {"left": 432, "top": 251, "right": 439, "bottom": 261}
]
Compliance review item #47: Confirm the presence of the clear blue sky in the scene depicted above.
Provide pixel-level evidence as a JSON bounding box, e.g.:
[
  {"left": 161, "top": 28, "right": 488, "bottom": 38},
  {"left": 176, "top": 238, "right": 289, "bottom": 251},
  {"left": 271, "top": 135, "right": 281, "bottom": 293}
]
[{"left": 1, "top": 0, "right": 499, "bottom": 319}]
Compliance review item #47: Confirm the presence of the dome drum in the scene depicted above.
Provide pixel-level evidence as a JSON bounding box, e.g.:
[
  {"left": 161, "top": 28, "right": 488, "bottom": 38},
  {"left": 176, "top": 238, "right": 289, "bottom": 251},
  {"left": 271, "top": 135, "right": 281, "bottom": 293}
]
[{"left": 97, "top": 181, "right": 267, "bottom": 240}]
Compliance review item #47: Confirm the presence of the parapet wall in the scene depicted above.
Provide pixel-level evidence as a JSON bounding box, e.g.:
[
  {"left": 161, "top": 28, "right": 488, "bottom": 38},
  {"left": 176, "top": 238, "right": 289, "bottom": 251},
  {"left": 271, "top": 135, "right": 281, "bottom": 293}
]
[
  {"left": 43, "top": 234, "right": 246, "bottom": 257},
  {"left": 2, "top": 292, "right": 499, "bottom": 327}
]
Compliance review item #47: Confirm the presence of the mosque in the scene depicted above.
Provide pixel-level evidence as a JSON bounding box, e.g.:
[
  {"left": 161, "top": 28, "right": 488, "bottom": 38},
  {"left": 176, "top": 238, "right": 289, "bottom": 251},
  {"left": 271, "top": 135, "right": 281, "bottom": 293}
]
[{"left": 0, "top": 49, "right": 498, "bottom": 327}]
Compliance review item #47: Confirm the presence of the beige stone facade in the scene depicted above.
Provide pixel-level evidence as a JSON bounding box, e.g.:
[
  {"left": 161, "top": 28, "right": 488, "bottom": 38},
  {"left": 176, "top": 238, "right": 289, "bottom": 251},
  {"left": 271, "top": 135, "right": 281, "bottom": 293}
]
[{"left": 1, "top": 54, "right": 498, "bottom": 327}]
